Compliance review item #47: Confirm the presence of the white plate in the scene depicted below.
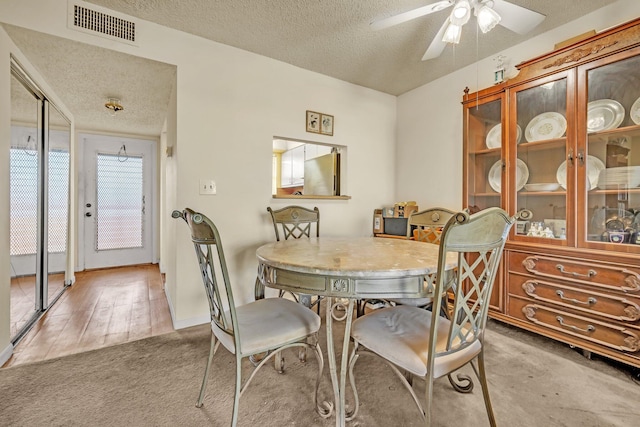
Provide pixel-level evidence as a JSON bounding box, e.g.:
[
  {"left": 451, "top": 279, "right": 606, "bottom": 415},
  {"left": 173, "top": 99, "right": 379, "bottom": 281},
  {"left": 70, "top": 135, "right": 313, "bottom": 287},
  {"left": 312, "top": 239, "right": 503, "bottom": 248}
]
[
  {"left": 524, "top": 183, "right": 560, "bottom": 192},
  {"left": 525, "top": 112, "right": 567, "bottom": 142},
  {"left": 486, "top": 124, "right": 522, "bottom": 149},
  {"left": 631, "top": 96, "right": 640, "bottom": 125},
  {"left": 556, "top": 155, "right": 605, "bottom": 190},
  {"left": 488, "top": 159, "right": 529, "bottom": 192},
  {"left": 597, "top": 166, "right": 640, "bottom": 189},
  {"left": 587, "top": 99, "right": 624, "bottom": 132}
]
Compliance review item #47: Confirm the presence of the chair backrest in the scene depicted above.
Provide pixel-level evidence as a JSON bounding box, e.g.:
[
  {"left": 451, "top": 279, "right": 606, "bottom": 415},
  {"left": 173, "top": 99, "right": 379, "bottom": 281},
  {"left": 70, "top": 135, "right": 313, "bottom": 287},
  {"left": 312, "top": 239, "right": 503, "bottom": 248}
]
[
  {"left": 267, "top": 205, "right": 319, "bottom": 241},
  {"left": 406, "top": 207, "right": 456, "bottom": 244},
  {"left": 172, "top": 208, "right": 239, "bottom": 347},
  {"left": 429, "top": 207, "right": 515, "bottom": 360}
]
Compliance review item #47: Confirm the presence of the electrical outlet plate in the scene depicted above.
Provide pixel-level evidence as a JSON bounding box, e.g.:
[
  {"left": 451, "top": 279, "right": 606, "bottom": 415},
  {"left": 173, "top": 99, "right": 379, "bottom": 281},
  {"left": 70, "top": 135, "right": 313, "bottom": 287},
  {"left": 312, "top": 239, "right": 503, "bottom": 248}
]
[{"left": 199, "top": 179, "right": 216, "bottom": 195}]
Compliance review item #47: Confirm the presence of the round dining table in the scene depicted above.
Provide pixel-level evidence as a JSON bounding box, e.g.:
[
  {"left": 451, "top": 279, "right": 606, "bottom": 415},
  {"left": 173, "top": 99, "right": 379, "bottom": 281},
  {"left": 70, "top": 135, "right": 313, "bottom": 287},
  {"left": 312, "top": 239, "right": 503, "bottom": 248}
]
[{"left": 255, "top": 236, "right": 457, "bottom": 427}]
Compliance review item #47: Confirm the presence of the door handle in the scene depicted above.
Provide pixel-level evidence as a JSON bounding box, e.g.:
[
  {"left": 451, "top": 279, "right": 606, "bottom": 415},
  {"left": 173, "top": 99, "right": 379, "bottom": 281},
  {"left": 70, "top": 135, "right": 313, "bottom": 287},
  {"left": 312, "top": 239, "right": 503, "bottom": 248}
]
[{"left": 85, "top": 212, "right": 92, "bottom": 217}]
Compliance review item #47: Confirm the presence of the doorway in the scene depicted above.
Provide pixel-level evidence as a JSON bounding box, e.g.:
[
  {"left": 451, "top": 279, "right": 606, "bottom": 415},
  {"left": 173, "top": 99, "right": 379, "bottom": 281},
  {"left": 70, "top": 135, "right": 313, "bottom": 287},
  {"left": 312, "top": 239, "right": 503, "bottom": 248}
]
[{"left": 81, "top": 134, "right": 156, "bottom": 270}]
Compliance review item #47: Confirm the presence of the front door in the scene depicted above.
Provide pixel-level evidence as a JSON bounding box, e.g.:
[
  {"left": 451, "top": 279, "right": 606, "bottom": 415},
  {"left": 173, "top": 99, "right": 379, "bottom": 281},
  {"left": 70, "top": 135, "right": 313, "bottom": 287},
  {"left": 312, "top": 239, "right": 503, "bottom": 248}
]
[{"left": 82, "top": 134, "right": 155, "bottom": 269}]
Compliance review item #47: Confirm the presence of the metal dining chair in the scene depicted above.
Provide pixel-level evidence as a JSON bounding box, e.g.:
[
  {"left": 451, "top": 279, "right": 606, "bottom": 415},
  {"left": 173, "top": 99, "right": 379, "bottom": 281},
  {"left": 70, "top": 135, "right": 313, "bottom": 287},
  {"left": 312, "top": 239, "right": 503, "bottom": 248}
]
[
  {"left": 172, "top": 208, "right": 325, "bottom": 426},
  {"left": 391, "top": 207, "right": 457, "bottom": 310},
  {"left": 347, "top": 207, "right": 516, "bottom": 426},
  {"left": 357, "top": 207, "right": 456, "bottom": 317},
  {"left": 259, "top": 205, "right": 323, "bottom": 313}
]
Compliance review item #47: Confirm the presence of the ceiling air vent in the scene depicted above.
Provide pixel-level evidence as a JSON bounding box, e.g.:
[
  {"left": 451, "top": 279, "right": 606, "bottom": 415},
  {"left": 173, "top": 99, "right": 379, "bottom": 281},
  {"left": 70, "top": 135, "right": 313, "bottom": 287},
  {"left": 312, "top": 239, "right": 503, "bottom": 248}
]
[{"left": 68, "top": 2, "right": 137, "bottom": 45}]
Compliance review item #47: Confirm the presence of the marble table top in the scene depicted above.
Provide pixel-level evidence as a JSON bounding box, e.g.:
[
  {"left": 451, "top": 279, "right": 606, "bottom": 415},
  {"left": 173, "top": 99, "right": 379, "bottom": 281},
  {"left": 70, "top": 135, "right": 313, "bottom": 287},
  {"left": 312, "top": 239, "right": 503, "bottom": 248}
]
[{"left": 256, "top": 237, "right": 457, "bottom": 279}]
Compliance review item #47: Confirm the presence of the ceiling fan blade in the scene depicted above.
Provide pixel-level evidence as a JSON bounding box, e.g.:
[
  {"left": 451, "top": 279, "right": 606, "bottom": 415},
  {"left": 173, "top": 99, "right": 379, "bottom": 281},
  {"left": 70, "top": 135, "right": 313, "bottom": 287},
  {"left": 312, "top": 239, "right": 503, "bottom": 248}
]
[
  {"left": 370, "top": 0, "right": 454, "bottom": 31},
  {"left": 422, "top": 20, "right": 450, "bottom": 61},
  {"left": 491, "top": 0, "right": 545, "bottom": 35}
]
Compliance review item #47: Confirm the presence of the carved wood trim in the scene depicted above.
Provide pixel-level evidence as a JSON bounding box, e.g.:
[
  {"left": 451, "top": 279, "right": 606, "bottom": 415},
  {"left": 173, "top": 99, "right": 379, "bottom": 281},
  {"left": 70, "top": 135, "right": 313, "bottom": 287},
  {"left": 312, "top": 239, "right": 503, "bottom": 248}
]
[{"left": 543, "top": 41, "right": 618, "bottom": 69}]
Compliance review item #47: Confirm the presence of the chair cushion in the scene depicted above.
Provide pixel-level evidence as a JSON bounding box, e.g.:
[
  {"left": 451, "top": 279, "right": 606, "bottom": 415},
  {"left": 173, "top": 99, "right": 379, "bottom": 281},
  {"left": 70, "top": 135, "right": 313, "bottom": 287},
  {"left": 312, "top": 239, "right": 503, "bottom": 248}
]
[
  {"left": 212, "top": 297, "right": 321, "bottom": 356},
  {"left": 351, "top": 305, "right": 481, "bottom": 378}
]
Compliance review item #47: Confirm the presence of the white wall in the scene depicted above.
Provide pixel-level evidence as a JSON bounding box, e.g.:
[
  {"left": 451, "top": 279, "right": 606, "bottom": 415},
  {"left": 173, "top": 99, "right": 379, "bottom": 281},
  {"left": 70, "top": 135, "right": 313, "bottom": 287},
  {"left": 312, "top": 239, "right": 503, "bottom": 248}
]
[
  {"left": 0, "top": 0, "right": 397, "bottom": 332},
  {"left": 396, "top": 0, "right": 640, "bottom": 211}
]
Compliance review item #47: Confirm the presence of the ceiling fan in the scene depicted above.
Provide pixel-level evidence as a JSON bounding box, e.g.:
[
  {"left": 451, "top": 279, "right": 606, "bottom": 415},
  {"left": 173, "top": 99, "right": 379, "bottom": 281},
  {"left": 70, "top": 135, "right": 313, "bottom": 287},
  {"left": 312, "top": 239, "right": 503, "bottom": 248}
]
[{"left": 371, "top": 0, "right": 545, "bottom": 61}]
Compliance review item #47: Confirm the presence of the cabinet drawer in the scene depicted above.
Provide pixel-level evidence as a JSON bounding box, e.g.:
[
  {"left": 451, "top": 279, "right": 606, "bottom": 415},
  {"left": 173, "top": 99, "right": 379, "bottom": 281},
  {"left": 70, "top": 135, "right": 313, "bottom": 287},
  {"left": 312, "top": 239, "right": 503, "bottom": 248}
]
[
  {"left": 509, "top": 274, "right": 640, "bottom": 324},
  {"left": 509, "top": 297, "right": 640, "bottom": 354},
  {"left": 509, "top": 252, "right": 640, "bottom": 295}
]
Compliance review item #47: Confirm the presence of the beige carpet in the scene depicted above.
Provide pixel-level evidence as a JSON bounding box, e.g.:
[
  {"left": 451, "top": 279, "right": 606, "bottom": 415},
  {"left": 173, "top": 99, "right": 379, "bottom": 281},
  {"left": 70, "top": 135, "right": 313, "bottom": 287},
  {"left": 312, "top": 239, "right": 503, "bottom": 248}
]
[{"left": 1, "top": 316, "right": 639, "bottom": 426}]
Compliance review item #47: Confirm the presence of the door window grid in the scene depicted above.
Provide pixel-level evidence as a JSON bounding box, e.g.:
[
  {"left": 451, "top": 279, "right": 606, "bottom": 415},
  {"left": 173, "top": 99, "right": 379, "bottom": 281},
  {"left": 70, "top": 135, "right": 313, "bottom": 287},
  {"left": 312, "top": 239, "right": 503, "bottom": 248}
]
[
  {"left": 95, "top": 153, "right": 144, "bottom": 251},
  {"left": 10, "top": 148, "right": 69, "bottom": 255}
]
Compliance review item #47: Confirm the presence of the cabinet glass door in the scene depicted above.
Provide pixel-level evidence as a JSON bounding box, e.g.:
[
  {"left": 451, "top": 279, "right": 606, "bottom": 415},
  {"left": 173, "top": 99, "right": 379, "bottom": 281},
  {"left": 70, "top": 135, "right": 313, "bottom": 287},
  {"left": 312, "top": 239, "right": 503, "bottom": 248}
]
[
  {"left": 463, "top": 92, "right": 505, "bottom": 312},
  {"left": 512, "top": 74, "right": 570, "bottom": 244},
  {"left": 581, "top": 53, "right": 640, "bottom": 251},
  {"left": 463, "top": 94, "right": 504, "bottom": 213}
]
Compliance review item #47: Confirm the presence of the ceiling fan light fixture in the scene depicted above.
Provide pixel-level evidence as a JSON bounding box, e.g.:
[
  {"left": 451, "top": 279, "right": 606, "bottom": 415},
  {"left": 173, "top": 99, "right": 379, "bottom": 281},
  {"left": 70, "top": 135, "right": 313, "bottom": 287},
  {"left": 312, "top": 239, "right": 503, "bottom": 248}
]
[
  {"left": 449, "top": 0, "right": 471, "bottom": 26},
  {"left": 476, "top": 4, "right": 501, "bottom": 33},
  {"left": 442, "top": 22, "right": 462, "bottom": 44}
]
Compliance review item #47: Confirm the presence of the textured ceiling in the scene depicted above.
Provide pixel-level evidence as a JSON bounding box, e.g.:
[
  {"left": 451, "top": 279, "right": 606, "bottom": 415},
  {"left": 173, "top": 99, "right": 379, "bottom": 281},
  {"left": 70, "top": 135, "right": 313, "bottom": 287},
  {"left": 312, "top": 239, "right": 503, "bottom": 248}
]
[
  {"left": 4, "top": 0, "right": 619, "bottom": 136},
  {"left": 4, "top": 24, "right": 176, "bottom": 137},
  {"left": 87, "top": 0, "right": 616, "bottom": 96}
]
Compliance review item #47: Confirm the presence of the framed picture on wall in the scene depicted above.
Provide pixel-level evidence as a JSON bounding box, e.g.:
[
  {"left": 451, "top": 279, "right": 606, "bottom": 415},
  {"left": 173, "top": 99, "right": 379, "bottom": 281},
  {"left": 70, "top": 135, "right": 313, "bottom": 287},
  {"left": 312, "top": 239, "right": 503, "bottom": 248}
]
[
  {"left": 320, "top": 114, "right": 334, "bottom": 136},
  {"left": 306, "top": 110, "right": 320, "bottom": 133}
]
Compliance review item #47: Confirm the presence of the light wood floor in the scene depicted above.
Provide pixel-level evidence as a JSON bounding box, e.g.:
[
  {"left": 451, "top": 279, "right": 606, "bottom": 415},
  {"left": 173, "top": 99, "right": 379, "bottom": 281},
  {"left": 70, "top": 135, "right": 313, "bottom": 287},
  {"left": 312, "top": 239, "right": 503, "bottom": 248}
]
[
  {"left": 10, "top": 273, "right": 66, "bottom": 338},
  {"left": 3, "top": 264, "right": 173, "bottom": 368}
]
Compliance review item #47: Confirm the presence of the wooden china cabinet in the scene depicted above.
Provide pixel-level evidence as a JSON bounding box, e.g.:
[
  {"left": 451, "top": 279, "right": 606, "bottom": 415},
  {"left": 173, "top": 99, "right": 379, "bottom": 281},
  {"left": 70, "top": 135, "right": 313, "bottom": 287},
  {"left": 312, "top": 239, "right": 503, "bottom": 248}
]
[{"left": 463, "top": 18, "right": 640, "bottom": 369}]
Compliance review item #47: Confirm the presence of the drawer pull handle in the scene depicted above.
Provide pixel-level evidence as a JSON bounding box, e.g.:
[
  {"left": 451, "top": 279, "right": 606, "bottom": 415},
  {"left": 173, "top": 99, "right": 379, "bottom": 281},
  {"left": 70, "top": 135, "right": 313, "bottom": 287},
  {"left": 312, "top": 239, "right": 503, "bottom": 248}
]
[
  {"left": 556, "top": 264, "right": 597, "bottom": 278},
  {"left": 556, "top": 316, "right": 595, "bottom": 334},
  {"left": 555, "top": 290, "right": 597, "bottom": 306}
]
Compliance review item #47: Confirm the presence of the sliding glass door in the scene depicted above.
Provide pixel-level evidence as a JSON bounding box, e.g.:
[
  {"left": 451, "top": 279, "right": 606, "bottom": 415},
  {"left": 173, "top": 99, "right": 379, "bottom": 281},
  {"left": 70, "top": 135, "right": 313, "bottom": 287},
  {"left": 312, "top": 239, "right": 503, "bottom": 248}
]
[{"left": 9, "top": 58, "right": 71, "bottom": 343}]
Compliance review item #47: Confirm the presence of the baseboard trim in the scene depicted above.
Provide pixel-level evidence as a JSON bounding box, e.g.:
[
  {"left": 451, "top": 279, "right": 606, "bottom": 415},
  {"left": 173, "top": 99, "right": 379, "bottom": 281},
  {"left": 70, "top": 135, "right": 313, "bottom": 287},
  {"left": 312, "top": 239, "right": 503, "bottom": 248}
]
[
  {"left": 1, "top": 342, "right": 14, "bottom": 367},
  {"left": 163, "top": 286, "right": 208, "bottom": 330},
  {"left": 173, "top": 315, "right": 210, "bottom": 330},
  {"left": 163, "top": 285, "right": 177, "bottom": 328}
]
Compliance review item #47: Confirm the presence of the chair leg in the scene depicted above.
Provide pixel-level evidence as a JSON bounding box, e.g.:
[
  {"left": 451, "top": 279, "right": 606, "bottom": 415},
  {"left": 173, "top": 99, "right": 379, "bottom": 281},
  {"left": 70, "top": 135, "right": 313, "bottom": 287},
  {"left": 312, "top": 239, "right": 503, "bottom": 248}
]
[
  {"left": 474, "top": 351, "right": 497, "bottom": 427},
  {"left": 447, "top": 372, "right": 474, "bottom": 393},
  {"left": 196, "top": 333, "right": 217, "bottom": 408},
  {"left": 424, "top": 375, "right": 434, "bottom": 426},
  {"left": 275, "top": 351, "right": 285, "bottom": 373},
  {"left": 311, "top": 338, "right": 332, "bottom": 419},
  {"left": 232, "top": 353, "right": 242, "bottom": 427},
  {"left": 346, "top": 341, "right": 361, "bottom": 420}
]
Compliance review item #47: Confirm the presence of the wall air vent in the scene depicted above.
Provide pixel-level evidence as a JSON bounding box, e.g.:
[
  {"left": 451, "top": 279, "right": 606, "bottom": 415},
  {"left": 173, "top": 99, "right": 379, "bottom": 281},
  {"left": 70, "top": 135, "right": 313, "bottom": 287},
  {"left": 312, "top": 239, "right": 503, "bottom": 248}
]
[{"left": 68, "top": 1, "right": 137, "bottom": 45}]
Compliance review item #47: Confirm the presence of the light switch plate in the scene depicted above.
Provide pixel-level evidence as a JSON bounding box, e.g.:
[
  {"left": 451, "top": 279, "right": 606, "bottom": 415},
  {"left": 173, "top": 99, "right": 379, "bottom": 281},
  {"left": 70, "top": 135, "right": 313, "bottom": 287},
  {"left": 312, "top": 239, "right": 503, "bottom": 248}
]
[{"left": 199, "top": 179, "right": 216, "bottom": 195}]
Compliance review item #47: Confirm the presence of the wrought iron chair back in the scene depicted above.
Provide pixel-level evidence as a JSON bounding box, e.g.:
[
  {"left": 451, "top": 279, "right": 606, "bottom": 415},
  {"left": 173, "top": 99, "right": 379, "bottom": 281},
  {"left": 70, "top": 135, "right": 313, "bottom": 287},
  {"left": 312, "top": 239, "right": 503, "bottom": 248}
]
[
  {"left": 348, "top": 207, "right": 515, "bottom": 426},
  {"left": 379, "top": 207, "right": 457, "bottom": 315},
  {"left": 406, "top": 207, "right": 456, "bottom": 244},
  {"left": 268, "top": 205, "right": 320, "bottom": 241},
  {"left": 178, "top": 207, "right": 235, "bottom": 337},
  {"left": 265, "top": 205, "right": 323, "bottom": 313},
  {"left": 433, "top": 207, "right": 513, "bottom": 359}
]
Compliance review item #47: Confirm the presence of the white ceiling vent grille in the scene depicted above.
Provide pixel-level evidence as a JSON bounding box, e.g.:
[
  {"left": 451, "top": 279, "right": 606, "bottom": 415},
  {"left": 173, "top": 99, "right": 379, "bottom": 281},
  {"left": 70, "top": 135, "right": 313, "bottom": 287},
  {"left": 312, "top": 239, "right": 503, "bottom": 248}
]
[{"left": 68, "top": 2, "right": 137, "bottom": 45}]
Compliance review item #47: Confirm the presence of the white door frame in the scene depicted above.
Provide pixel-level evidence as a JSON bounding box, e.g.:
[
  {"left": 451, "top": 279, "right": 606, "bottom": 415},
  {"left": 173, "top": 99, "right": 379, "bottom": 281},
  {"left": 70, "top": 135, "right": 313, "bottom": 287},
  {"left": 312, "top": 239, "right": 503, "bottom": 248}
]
[{"left": 77, "top": 133, "right": 158, "bottom": 271}]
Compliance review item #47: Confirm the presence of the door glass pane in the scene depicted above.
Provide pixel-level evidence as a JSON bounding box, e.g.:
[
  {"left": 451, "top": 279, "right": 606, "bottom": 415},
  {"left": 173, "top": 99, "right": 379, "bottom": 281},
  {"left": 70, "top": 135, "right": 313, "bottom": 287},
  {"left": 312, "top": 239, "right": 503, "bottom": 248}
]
[
  {"left": 465, "top": 98, "right": 502, "bottom": 212},
  {"left": 96, "top": 153, "right": 144, "bottom": 250},
  {"left": 515, "top": 78, "right": 568, "bottom": 240},
  {"left": 9, "top": 72, "right": 40, "bottom": 339},
  {"left": 586, "top": 55, "right": 640, "bottom": 246}
]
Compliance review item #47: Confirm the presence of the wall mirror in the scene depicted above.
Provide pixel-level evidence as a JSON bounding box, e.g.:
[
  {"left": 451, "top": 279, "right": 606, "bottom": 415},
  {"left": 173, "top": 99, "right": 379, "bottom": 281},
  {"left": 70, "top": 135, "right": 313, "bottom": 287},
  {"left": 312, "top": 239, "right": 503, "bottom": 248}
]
[
  {"left": 272, "top": 136, "right": 347, "bottom": 198},
  {"left": 9, "top": 57, "right": 71, "bottom": 343}
]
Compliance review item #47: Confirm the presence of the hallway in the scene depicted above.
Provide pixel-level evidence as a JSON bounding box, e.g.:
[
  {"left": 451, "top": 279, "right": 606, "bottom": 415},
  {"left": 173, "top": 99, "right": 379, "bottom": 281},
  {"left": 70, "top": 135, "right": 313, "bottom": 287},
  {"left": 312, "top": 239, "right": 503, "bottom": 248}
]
[{"left": 3, "top": 264, "right": 173, "bottom": 368}]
